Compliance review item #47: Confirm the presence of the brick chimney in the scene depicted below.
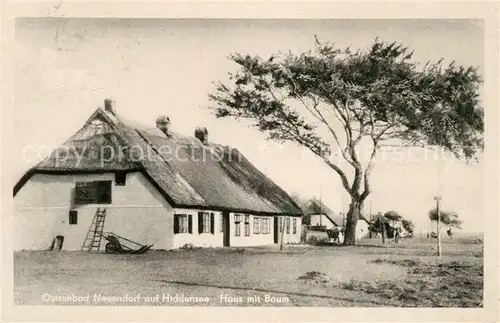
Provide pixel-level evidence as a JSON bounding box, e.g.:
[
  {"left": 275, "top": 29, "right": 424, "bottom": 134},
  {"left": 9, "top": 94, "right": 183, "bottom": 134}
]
[
  {"left": 156, "top": 116, "right": 171, "bottom": 136},
  {"left": 104, "top": 98, "right": 115, "bottom": 115},
  {"left": 195, "top": 127, "right": 208, "bottom": 144}
]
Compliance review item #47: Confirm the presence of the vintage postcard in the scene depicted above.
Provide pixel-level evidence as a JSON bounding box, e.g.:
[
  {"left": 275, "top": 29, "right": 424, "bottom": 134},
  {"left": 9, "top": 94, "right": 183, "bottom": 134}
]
[{"left": 2, "top": 1, "right": 499, "bottom": 322}]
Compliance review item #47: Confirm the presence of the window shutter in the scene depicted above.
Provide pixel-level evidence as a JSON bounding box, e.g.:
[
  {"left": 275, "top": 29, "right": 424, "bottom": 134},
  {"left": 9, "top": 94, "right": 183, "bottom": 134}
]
[
  {"left": 75, "top": 183, "right": 92, "bottom": 204},
  {"left": 210, "top": 213, "right": 215, "bottom": 234},
  {"left": 75, "top": 181, "right": 112, "bottom": 204},
  {"left": 98, "top": 181, "right": 112, "bottom": 204},
  {"left": 173, "top": 215, "right": 179, "bottom": 234},
  {"left": 198, "top": 212, "right": 203, "bottom": 234},
  {"left": 188, "top": 214, "right": 193, "bottom": 233}
]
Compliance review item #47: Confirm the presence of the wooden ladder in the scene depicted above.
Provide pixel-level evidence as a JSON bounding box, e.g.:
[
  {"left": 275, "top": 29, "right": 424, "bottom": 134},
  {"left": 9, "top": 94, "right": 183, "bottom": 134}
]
[{"left": 81, "top": 208, "right": 107, "bottom": 251}]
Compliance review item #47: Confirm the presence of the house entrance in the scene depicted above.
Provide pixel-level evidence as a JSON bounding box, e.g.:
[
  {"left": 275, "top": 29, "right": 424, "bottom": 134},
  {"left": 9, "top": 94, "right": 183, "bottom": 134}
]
[
  {"left": 50, "top": 235, "right": 64, "bottom": 251},
  {"left": 222, "top": 211, "right": 230, "bottom": 247}
]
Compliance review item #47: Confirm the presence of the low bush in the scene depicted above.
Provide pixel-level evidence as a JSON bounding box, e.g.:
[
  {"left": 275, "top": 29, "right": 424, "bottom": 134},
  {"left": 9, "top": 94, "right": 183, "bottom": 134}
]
[{"left": 341, "top": 258, "right": 483, "bottom": 307}]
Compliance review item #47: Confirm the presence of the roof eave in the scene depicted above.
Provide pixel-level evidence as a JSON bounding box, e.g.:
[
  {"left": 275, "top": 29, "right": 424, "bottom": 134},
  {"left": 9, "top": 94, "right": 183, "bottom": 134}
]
[{"left": 173, "top": 203, "right": 303, "bottom": 217}]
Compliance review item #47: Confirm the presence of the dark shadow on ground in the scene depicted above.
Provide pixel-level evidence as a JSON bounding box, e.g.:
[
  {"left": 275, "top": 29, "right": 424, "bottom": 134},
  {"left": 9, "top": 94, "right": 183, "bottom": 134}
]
[
  {"left": 308, "top": 241, "right": 339, "bottom": 247},
  {"left": 153, "top": 280, "right": 392, "bottom": 306},
  {"left": 355, "top": 243, "right": 396, "bottom": 248}
]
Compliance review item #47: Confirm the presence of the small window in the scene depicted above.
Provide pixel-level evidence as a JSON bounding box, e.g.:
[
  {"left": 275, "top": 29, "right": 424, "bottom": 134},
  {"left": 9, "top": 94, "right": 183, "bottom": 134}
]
[
  {"left": 74, "top": 181, "right": 112, "bottom": 204},
  {"left": 115, "top": 172, "right": 126, "bottom": 186},
  {"left": 279, "top": 217, "right": 283, "bottom": 232},
  {"left": 69, "top": 210, "right": 78, "bottom": 225},
  {"left": 261, "top": 218, "right": 270, "bottom": 234},
  {"left": 198, "top": 212, "right": 214, "bottom": 234},
  {"left": 292, "top": 218, "right": 297, "bottom": 234},
  {"left": 234, "top": 214, "right": 241, "bottom": 236},
  {"left": 244, "top": 215, "right": 250, "bottom": 236},
  {"left": 220, "top": 214, "right": 224, "bottom": 232},
  {"left": 286, "top": 218, "right": 290, "bottom": 234},
  {"left": 174, "top": 214, "right": 192, "bottom": 234},
  {"left": 253, "top": 217, "right": 260, "bottom": 234}
]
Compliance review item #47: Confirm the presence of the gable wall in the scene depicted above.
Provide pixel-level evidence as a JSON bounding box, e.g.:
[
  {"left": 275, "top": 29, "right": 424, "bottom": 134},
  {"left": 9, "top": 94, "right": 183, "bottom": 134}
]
[{"left": 14, "top": 172, "right": 174, "bottom": 250}]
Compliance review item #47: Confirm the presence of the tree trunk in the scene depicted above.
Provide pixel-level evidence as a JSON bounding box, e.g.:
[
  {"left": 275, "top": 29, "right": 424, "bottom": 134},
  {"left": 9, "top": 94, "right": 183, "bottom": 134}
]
[{"left": 343, "top": 200, "right": 361, "bottom": 246}]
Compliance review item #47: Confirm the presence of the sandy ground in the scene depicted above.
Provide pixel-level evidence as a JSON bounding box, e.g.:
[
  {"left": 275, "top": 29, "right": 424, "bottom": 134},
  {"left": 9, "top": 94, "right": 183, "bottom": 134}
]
[{"left": 14, "top": 236, "right": 482, "bottom": 307}]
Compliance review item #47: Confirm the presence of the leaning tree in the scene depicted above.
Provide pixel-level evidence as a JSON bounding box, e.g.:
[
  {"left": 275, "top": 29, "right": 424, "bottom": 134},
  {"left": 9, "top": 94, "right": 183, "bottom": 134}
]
[
  {"left": 209, "top": 37, "right": 483, "bottom": 245},
  {"left": 429, "top": 208, "right": 463, "bottom": 231},
  {"left": 401, "top": 219, "right": 415, "bottom": 236}
]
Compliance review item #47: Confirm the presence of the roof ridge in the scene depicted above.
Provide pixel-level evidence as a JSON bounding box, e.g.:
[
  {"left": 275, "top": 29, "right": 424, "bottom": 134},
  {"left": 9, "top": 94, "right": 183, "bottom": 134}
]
[
  {"left": 114, "top": 112, "right": 237, "bottom": 151},
  {"left": 14, "top": 105, "right": 303, "bottom": 215}
]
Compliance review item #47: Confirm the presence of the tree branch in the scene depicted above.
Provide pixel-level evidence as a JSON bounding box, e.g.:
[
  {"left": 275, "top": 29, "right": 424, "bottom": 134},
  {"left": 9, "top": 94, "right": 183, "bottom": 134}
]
[
  {"left": 277, "top": 121, "right": 353, "bottom": 195},
  {"left": 280, "top": 69, "right": 358, "bottom": 169}
]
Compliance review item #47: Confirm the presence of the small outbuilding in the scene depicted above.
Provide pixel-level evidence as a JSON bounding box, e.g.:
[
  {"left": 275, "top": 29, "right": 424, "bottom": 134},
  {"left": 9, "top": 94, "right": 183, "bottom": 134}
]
[{"left": 302, "top": 198, "right": 344, "bottom": 230}]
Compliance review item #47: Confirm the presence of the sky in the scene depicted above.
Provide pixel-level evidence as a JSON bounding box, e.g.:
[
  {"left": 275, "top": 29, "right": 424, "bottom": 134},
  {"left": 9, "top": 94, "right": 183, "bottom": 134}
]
[{"left": 13, "top": 18, "right": 484, "bottom": 232}]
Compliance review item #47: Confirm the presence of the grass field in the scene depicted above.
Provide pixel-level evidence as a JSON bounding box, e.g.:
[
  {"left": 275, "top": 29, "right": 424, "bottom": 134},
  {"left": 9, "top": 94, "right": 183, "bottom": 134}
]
[{"left": 14, "top": 235, "right": 483, "bottom": 307}]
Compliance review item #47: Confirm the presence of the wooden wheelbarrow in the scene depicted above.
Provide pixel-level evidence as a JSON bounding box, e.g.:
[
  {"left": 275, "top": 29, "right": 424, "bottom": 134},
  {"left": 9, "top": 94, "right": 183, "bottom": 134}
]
[{"left": 103, "top": 233, "right": 153, "bottom": 254}]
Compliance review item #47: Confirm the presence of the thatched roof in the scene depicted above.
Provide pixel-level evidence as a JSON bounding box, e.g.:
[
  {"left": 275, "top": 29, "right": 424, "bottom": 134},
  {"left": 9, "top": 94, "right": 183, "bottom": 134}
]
[
  {"left": 302, "top": 198, "right": 344, "bottom": 226},
  {"left": 14, "top": 108, "right": 302, "bottom": 216}
]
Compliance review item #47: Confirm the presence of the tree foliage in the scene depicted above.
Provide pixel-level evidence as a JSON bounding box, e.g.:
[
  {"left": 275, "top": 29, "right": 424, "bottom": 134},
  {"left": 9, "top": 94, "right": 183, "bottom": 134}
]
[
  {"left": 384, "top": 210, "right": 403, "bottom": 221},
  {"left": 401, "top": 219, "right": 415, "bottom": 235},
  {"left": 209, "top": 37, "right": 483, "bottom": 245},
  {"left": 428, "top": 208, "right": 463, "bottom": 229},
  {"left": 371, "top": 211, "right": 413, "bottom": 237}
]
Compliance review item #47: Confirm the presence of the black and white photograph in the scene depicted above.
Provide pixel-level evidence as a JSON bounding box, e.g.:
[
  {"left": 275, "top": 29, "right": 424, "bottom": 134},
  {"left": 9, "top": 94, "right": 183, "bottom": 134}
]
[{"left": 3, "top": 2, "right": 499, "bottom": 322}]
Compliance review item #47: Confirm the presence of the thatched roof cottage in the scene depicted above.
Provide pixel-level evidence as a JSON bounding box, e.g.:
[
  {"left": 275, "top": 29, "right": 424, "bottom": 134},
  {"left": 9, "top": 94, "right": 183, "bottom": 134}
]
[
  {"left": 301, "top": 198, "right": 344, "bottom": 229},
  {"left": 299, "top": 197, "right": 371, "bottom": 242},
  {"left": 13, "top": 99, "right": 303, "bottom": 251}
]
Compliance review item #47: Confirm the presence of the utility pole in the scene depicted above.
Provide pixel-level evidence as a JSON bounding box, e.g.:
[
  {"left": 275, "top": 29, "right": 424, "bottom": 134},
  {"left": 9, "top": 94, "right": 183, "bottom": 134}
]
[
  {"left": 435, "top": 146, "right": 444, "bottom": 256},
  {"left": 434, "top": 196, "right": 442, "bottom": 257},
  {"left": 280, "top": 216, "right": 285, "bottom": 251},
  {"left": 319, "top": 189, "right": 323, "bottom": 227}
]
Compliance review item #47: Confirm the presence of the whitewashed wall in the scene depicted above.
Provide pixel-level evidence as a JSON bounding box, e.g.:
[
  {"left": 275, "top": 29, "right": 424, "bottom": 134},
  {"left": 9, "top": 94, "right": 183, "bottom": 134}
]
[
  {"left": 171, "top": 208, "right": 223, "bottom": 248},
  {"left": 356, "top": 220, "right": 370, "bottom": 241},
  {"left": 229, "top": 213, "right": 274, "bottom": 247},
  {"left": 14, "top": 172, "right": 303, "bottom": 250},
  {"left": 14, "top": 172, "right": 173, "bottom": 251},
  {"left": 171, "top": 212, "right": 302, "bottom": 248},
  {"left": 276, "top": 215, "right": 302, "bottom": 245}
]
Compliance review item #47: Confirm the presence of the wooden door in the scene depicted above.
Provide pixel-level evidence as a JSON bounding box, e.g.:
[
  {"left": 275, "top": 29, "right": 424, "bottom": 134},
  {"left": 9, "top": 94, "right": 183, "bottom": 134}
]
[{"left": 222, "top": 211, "right": 230, "bottom": 247}]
